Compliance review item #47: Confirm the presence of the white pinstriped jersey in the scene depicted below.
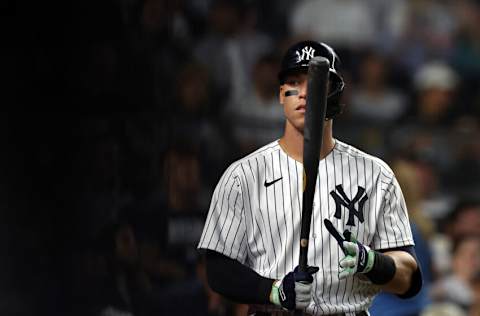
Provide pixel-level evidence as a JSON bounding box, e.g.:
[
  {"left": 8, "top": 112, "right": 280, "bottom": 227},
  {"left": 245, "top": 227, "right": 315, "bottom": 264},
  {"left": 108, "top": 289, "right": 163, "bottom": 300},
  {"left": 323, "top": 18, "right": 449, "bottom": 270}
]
[{"left": 198, "top": 139, "right": 414, "bottom": 315}]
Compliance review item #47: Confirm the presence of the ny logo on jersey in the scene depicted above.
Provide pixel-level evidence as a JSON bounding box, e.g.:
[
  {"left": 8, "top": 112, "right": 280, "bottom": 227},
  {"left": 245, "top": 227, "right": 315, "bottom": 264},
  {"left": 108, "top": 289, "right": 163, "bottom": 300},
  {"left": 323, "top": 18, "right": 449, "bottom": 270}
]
[
  {"left": 330, "top": 185, "right": 368, "bottom": 226},
  {"left": 296, "top": 46, "right": 315, "bottom": 63}
]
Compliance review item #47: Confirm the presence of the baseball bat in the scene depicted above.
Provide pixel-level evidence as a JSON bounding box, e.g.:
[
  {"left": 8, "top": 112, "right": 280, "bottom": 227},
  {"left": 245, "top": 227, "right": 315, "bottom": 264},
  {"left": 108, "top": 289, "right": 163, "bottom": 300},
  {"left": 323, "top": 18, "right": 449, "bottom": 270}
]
[{"left": 298, "top": 57, "right": 330, "bottom": 272}]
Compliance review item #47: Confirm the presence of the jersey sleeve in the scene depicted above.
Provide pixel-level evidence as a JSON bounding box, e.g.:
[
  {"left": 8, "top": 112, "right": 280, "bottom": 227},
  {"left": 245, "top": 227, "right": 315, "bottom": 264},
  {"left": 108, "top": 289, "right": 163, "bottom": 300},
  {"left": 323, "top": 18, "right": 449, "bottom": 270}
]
[
  {"left": 371, "top": 174, "right": 414, "bottom": 250},
  {"left": 198, "top": 165, "right": 248, "bottom": 264}
]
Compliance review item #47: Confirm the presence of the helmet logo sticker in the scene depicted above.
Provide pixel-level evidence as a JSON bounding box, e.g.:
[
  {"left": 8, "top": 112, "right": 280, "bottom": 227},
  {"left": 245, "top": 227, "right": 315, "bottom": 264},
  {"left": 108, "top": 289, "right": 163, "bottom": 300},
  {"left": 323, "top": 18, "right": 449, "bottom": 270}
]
[{"left": 296, "top": 46, "right": 315, "bottom": 63}]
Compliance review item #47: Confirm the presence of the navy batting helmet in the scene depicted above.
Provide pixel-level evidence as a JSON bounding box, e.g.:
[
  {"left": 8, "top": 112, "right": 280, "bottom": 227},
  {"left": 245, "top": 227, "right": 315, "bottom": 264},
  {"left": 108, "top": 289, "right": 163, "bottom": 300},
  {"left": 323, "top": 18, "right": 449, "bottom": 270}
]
[{"left": 278, "top": 40, "right": 345, "bottom": 119}]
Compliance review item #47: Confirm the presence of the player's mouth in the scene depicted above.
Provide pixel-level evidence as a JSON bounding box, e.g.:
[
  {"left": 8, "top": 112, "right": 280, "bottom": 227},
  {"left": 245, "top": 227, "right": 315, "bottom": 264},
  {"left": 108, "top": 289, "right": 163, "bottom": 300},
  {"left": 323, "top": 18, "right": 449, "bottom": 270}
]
[{"left": 296, "top": 104, "right": 306, "bottom": 113}]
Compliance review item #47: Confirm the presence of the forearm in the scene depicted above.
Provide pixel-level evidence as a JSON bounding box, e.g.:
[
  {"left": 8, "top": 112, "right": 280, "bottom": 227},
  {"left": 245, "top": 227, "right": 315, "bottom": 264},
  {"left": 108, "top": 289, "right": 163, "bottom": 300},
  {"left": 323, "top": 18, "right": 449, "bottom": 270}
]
[
  {"left": 205, "top": 250, "right": 274, "bottom": 304},
  {"left": 378, "top": 250, "right": 418, "bottom": 295}
]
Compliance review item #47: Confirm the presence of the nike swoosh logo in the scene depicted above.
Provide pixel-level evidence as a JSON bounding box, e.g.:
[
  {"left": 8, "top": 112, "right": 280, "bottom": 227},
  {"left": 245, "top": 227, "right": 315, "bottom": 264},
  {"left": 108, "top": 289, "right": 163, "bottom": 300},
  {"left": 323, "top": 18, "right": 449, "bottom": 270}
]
[{"left": 264, "top": 177, "right": 283, "bottom": 187}]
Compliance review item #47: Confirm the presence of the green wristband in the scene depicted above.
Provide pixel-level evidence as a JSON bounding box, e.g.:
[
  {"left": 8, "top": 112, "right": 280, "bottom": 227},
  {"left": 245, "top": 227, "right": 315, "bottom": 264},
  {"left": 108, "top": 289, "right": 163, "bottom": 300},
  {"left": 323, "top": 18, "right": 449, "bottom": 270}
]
[{"left": 364, "top": 250, "right": 375, "bottom": 273}]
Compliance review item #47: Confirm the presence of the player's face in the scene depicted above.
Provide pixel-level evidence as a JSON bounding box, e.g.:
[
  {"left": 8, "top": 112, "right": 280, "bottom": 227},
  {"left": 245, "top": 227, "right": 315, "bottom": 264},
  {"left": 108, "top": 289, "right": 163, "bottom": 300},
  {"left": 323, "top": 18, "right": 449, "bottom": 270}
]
[{"left": 279, "top": 71, "right": 308, "bottom": 132}]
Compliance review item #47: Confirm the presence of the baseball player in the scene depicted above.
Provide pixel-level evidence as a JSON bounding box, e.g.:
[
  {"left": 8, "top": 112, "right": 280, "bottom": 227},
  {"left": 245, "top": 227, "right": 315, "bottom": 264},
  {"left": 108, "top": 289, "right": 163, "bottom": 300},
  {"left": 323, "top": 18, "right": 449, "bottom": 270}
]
[{"left": 198, "top": 40, "right": 422, "bottom": 316}]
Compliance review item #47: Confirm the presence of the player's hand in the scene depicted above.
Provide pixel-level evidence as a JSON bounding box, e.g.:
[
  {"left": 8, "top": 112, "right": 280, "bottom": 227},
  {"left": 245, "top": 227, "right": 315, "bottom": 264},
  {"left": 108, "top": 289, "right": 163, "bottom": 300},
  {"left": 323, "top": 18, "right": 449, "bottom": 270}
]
[
  {"left": 270, "top": 265, "right": 319, "bottom": 311},
  {"left": 324, "top": 219, "right": 375, "bottom": 279},
  {"left": 338, "top": 236, "right": 375, "bottom": 279}
]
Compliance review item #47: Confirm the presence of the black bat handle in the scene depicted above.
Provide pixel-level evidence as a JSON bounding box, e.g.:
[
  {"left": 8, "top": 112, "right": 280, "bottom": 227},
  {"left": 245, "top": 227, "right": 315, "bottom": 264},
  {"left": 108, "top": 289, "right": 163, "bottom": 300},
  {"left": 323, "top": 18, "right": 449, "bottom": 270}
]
[
  {"left": 298, "top": 57, "right": 330, "bottom": 272},
  {"left": 298, "top": 248, "right": 308, "bottom": 272}
]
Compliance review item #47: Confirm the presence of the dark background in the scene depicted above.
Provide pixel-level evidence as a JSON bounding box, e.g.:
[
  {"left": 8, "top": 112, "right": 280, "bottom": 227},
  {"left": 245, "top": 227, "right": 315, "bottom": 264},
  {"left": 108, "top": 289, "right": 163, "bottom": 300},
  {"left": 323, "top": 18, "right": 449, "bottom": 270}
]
[{"left": 5, "top": 0, "right": 480, "bottom": 315}]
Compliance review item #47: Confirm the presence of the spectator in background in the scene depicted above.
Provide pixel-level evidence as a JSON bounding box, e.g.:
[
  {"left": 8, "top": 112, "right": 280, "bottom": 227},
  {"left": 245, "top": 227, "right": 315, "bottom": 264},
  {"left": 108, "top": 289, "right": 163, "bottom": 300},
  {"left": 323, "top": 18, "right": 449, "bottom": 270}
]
[
  {"left": 420, "top": 303, "right": 467, "bottom": 316},
  {"left": 194, "top": 1, "right": 275, "bottom": 109},
  {"left": 443, "top": 200, "right": 480, "bottom": 242},
  {"left": 171, "top": 61, "right": 214, "bottom": 120},
  {"left": 430, "top": 235, "right": 480, "bottom": 313},
  {"left": 389, "top": 0, "right": 457, "bottom": 73},
  {"left": 140, "top": 0, "right": 187, "bottom": 110},
  {"left": 370, "top": 159, "right": 434, "bottom": 316},
  {"left": 349, "top": 51, "right": 407, "bottom": 123},
  {"left": 392, "top": 159, "right": 436, "bottom": 246},
  {"left": 168, "top": 61, "right": 231, "bottom": 187},
  {"left": 390, "top": 62, "right": 460, "bottom": 218},
  {"left": 444, "top": 117, "right": 480, "bottom": 196},
  {"left": 410, "top": 62, "right": 460, "bottom": 126},
  {"left": 224, "top": 53, "right": 284, "bottom": 155},
  {"left": 288, "top": 0, "right": 378, "bottom": 64},
  {"left": 69, "top": 201, "right": 172, "bottom": 316},
  {"left": 193, "top": 0, "right": 240, "bottom": 104},
  {"left": 342, "top": 51, "right": 407, "bottom": 157},
  {"left": 226, "top": 3, "right": 274, "bottom": 103},
  {"left": 430, "top": 200, "right": 480, "bottom": 281},
  {"left": 451, "top": 0, "right": 480, "bottom": 97},
  {"left": 470, "top": 273, "right": 480, "bottom": 316},
  {"left": 162, "top": 144, "right": 210, "bottom": 213},
  {"left": 252, "top": 0, "right": 293, "bottom": 39},
  {"left": 425, "top": 196, "right": 480, "bottom": 316},
  {"left": 119, "top": 113, "right": 166, "bottom": 200}
]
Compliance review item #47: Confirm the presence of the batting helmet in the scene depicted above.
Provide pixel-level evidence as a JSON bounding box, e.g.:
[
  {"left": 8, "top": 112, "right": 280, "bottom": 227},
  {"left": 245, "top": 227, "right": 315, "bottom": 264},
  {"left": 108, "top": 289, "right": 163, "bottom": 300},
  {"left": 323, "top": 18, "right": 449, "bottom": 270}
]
[{"left": 278, "top": 40, "right": 345, "bottom": 119}]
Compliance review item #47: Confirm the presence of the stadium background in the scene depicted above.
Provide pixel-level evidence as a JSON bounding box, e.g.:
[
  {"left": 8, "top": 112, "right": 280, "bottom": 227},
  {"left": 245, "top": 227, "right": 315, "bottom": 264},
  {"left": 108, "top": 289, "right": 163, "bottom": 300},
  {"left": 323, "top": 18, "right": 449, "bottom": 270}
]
[{"left": 5, "top": 0, "right": 480, "bottom": 315}]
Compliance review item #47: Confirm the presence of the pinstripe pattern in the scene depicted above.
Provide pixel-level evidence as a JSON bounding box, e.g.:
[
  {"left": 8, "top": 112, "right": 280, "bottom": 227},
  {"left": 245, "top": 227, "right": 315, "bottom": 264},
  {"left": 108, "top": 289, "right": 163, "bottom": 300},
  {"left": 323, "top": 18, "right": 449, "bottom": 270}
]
[{"left": 198, "top": 139, "right": 414, "bottom": 315}]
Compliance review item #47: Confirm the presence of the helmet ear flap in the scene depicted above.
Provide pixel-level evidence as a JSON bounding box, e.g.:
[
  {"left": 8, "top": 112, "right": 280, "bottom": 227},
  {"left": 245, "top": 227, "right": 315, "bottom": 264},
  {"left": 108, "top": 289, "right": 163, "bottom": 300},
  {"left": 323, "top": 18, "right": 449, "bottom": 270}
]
[
  {"left": 325, "top": 72, "right": 345, "bottom": 119},
  {"left": 325, "top": 93, "right": 345, "bottom": 119}
]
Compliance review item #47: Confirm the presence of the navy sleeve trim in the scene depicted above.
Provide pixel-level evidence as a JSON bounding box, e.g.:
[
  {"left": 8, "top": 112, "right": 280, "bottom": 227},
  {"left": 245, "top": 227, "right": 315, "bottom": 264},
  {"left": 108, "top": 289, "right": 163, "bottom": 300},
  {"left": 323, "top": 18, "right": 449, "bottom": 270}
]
[{"left": 205, "top": 250, "right": 274, "bottom": 304}]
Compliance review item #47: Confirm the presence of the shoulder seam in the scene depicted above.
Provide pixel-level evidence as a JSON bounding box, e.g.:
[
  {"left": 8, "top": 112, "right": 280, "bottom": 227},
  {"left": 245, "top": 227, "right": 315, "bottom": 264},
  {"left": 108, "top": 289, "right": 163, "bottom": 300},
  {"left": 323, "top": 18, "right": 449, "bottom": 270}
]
[{"left": 335, "top": 141, "right": 394, "bottom": 177}]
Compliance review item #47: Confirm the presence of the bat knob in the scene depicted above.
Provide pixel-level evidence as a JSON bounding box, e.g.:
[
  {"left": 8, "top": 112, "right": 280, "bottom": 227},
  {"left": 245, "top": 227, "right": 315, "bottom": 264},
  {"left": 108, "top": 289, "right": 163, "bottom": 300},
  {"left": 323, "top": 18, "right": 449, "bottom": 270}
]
[
  {"left": 309, "top": 56, "right": 330, "bottom": 68},
  {"left": 300, "top": 238, "right": 308, "bottom": 247}
]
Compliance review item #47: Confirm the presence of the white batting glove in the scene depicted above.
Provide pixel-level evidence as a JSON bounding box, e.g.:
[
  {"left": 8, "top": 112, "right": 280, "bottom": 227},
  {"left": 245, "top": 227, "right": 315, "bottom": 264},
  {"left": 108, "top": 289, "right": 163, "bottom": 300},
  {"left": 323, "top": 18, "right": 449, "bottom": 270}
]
[
  {"left": 338, "top": 239, "right": 375, "bottom": 279},
  {"left": 270, "top": 265, "right": 319, "bottom": 310}
]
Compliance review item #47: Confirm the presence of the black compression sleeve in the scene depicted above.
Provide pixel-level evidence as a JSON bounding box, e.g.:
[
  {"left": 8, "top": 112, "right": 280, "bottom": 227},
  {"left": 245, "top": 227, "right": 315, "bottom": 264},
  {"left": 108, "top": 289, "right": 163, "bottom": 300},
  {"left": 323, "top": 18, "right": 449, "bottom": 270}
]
[
  {"left": 364, "top": 251, "right": 396, "bottom": 284},
  {"left": 378, "top": 246, "right": 423, "bottom": 298},
  {"left": 205, "top": 250, "right": 275, "bottom": 304}
]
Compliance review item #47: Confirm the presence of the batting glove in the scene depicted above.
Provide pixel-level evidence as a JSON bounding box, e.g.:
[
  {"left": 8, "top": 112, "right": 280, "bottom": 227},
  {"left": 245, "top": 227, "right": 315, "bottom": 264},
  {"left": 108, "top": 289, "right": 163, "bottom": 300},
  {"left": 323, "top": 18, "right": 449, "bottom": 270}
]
[
  {"left": 270, "top": 265, "right": 319, "bottom": 311},
  {"left": 338, "top": 235, "right": 375, "bottom": 279},
  {"left": 324, "top": 219, "right": 375, "bottom": 279}
]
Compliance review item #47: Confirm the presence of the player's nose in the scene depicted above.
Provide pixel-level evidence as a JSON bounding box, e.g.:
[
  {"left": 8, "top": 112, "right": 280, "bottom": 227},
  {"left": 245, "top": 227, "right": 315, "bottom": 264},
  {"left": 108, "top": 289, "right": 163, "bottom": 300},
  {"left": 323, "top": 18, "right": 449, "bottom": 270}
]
[{"left": 299, "top": 82, "right": 307, "bottom": 98}]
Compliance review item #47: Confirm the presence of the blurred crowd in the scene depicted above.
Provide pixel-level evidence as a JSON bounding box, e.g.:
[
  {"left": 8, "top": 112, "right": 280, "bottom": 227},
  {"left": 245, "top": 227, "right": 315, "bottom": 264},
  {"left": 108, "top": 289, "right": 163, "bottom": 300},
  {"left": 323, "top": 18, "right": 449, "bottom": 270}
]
[{"left": 7, "top": 0, "right": 480, "bottom": 315}]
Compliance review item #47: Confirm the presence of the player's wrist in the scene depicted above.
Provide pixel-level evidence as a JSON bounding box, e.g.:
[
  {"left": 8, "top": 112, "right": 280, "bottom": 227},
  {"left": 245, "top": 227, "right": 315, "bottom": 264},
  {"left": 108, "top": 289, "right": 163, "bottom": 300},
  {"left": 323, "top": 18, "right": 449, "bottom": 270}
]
[
  {"left": 364, "top": 251, "right": 396, "bottom": 284},
  {"left": 361, "top": 247, "right": 375, "bottom": 274},
  {"left": 270, "top": 280, "right": 282, "bottom": 306},
  {"left": 351, "top": 242, "right": 374, "bottom": 274}
]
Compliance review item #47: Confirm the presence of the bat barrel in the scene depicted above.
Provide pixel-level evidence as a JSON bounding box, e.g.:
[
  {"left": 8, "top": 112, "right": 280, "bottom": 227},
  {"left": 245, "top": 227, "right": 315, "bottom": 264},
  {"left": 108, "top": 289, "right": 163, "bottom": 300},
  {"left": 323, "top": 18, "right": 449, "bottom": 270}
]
[{"left": 298, "top": 57, "right": 330, "bottom": 272}]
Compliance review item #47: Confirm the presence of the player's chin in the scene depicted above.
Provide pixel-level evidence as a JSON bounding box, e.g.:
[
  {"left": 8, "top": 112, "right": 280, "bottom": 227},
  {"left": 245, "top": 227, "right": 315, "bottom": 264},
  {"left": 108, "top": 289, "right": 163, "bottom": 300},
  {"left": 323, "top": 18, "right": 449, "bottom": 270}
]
[
  {"left": 296, "top": 116, "right": 306, "bottom": 128},
  {"left": 286, "top": 116, "right": 305, "bottom": 132},
  {"left": 295, "top": 121, "right": 305, "bottom": 133}
]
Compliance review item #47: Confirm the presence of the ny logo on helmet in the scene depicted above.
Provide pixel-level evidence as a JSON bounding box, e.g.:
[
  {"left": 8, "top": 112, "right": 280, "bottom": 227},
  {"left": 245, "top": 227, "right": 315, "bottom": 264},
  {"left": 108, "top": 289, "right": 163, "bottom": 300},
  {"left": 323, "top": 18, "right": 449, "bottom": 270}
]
[{"left": 296, "top": 46, "right": 315, "bottom": 63}]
